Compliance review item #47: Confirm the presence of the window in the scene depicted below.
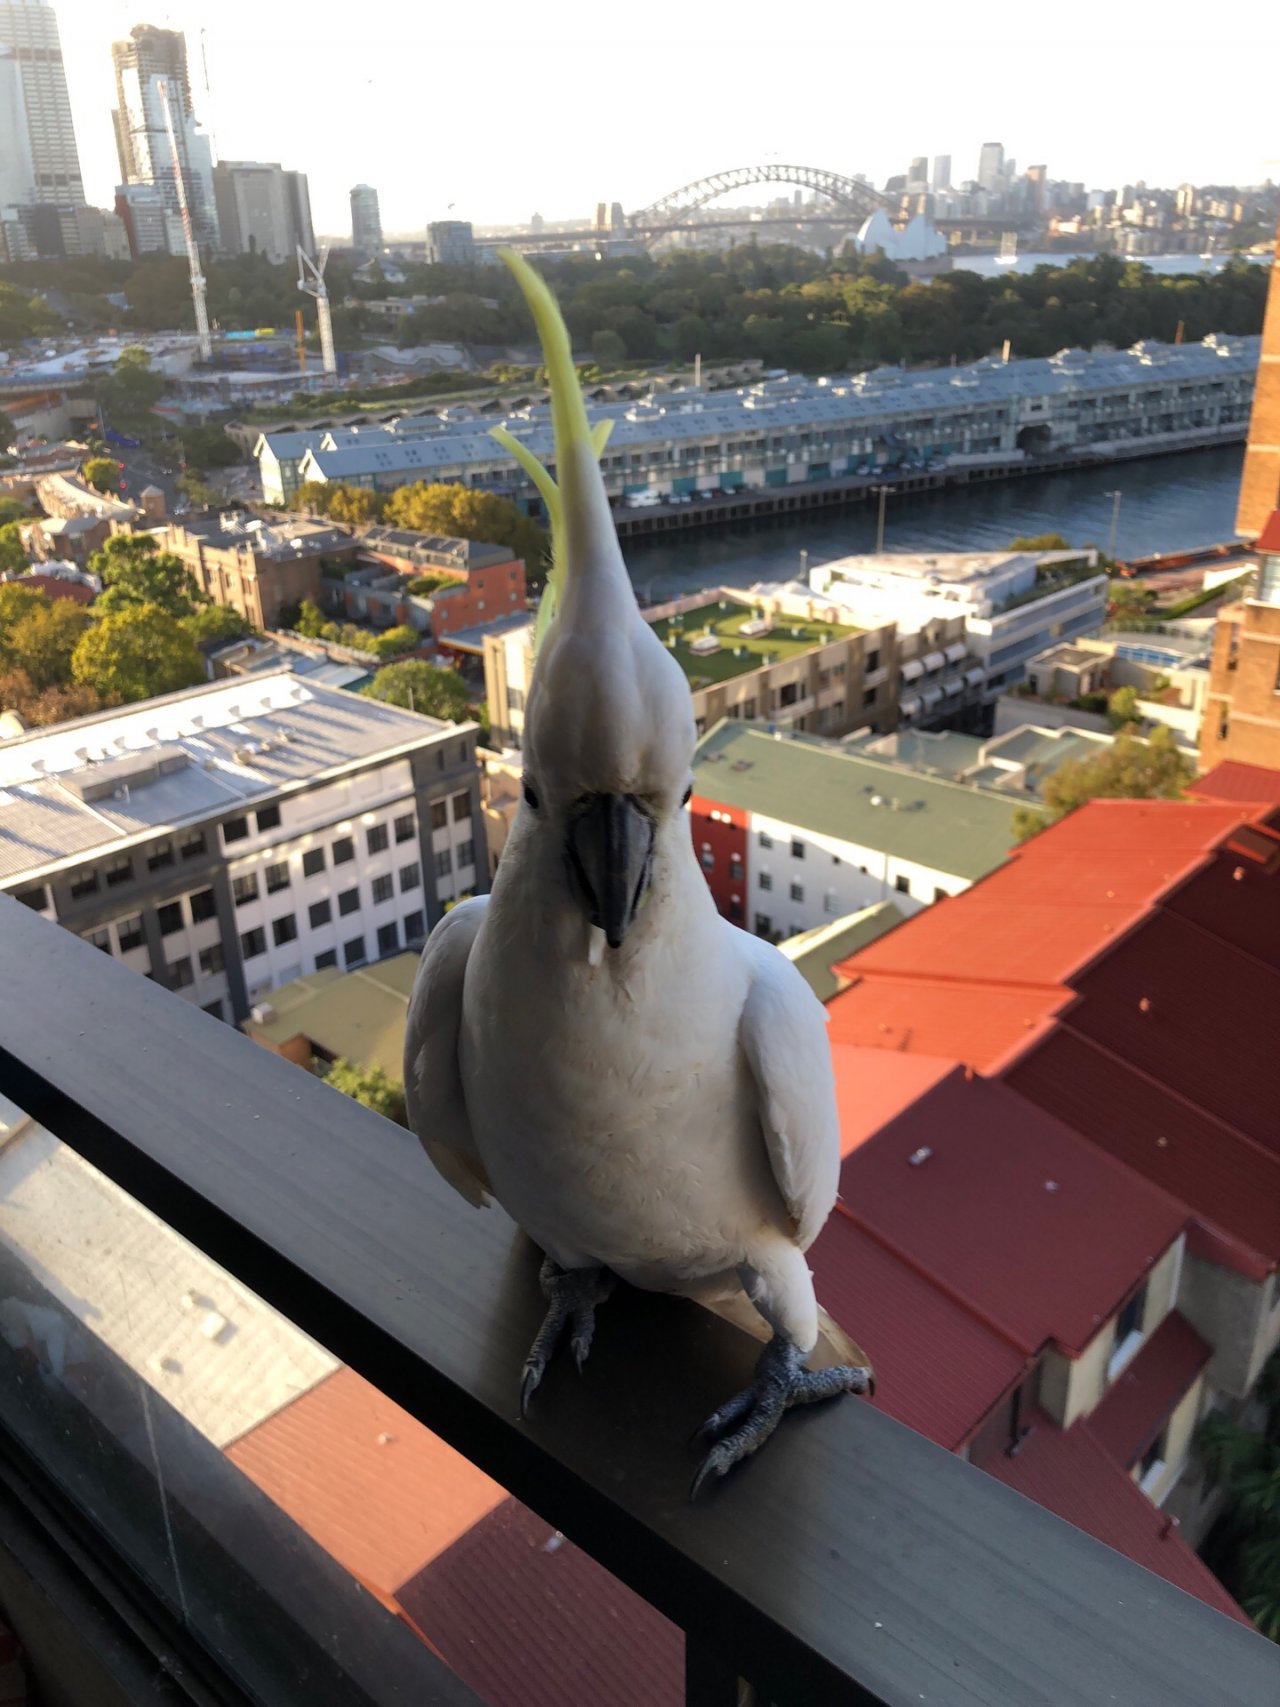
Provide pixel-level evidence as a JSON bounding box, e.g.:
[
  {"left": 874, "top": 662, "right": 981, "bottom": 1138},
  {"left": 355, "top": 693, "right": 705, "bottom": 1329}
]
[
  {"left": 202, "top": 999, "right": 223, "bottom": 1020},
  {"left": 117, "top": 914, "right": 144, "bottom": 953},
  {"left": 255, "top": 804, "right": 281, "bottom": 834},
  {"left": 232, "top": 873, "right": 259, "bottom": 908},
  {"left": 147, "top": 841, "right": 174, "bottom": 873},
  {"left": 790, "top": 882, "right": 804, "bottom": 904},
  {"left": 314, "top": 949, "right": 338, "bottom": 970},
  {"left": 13, "top": 883, "right": 47, "bottom": 911},
  {"left": 457, "top": 741, "right": 468, "bottom": 764},
  {"left": 452, "top": 791, "right": 472, "bottom": 822},
  {"left": 863, "top": 688, "right": 877, "bottom": 709},
  {"left": 456, "top": 840, "right": 474, "bottom": 870},
  {"left": 157, "top": 901, "right": 184, "bottom": 936},
  {"left": 272, "top": 914, "right": 298, "bottom": 947},
  {"left": 338, "top": 887, "right": 360, "bottom": 917},
  {"left": 758, "top": 830, "right": 773, "bottom": 850},
  {"left": 435, "top": 848, "right": 453, "bottom": 879},
  {"left": 1139, "top": 1429, "right": 1166, "bottom": 1488},
  {"left": 430, "top": 801, "right": 448, "bottom": 832},
  {"left": 1115, "top": 1284, "right": 1147, "bottom": 1349},
  {"left": 84, "top": 926, "right": 112, "bottom": 954},
  {"left": 779, "top": 683, "right": 799, "bottom": 708},
  {"left": 343, "top": 935, "right": 367, "bottom": 968},
  {"left": 377, "top": 922, "right": 400, "bottom": 956},
  {"left": 866, "top": 649, "right": 880, "bottom": 673},
  {"left": 506, "top": 686, "right": 525, "bottom": 711},
  {"left": 69, "top": 869, "right": 99, "bottom": 900},
  {"left": 372, "top": 875, "right": 394, "bottom": 905},
  {"left": 791, "top": 839, "right": 805, "bottom": 860},
  {"left": 823, "top": 892, "right": 840, "bottom": 916},
  {"left": 240, "top": 927, "right": 266, "bottom": 959},
  {"left": 399, "top": 862, "right": 421, "bottom": 892},
  {"left": 730, "top": 856, "right": 744, "bottom": 882},
  {"left": 754, "top": 913, "right": 773, "bottom": 936},
  {"left": 332, "top": 836, "right": 355, "bottom": 866},
  {"left": 302, "top": 847, "right": 325, "bottom": 878},
  {"left": 366, "top": 823, "right": 389, "bottom": 855},
  {"left": 701, "top": 848, "right": 715, "bottom": 872},
  {"left": 189, "top": 887, "right": 217, "bottom": 923},
  {"left": 168, "top": 957, "right": 194, "bottom": 989},
  {"left": 404, "top": 910, "right": 426, "bottom": 941},
  {"left": 394, "top": 812, "right": 415, "bottom": 843},
  {"left": 265, "top": 861, "right": 290, "bottom": 894},
  {"left": 199, "top": 943, "right": 224, "bottom": 976},
  {"left": 179, "top": 830, "right": 206, "bottom": 861},
  {"left": 309, "top": 899, "right": 332, "bottom": 929},
  {"left": 758, "top": 872, "right": 772, "bottom": 892},
  {"left": 222, "top": 816, "right": 249, "bottom": 845},
  {"left": 895, "top": 875, "right": 911, "bottom": 896}
]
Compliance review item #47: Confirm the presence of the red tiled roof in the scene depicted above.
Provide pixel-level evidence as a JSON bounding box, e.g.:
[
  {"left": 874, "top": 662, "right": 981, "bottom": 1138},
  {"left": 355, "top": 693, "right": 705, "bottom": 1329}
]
[
  {"left": 826, "top": 974, "right": 1065, "bottom": 1068},
  {"left": 828, "top": 1042, "right": 955, "bottom": 1157},
  {"left": 1088, "top": 1312, "right": 1211, "bottom": 1470},
  {"left": 982, "top": 1407, "right": 1250, "bottom": 1624},
  {"left": 1193, "top": 761, "right": 1280, "bottom": 806},
  {"left": 1254, "top": 509, "right": 1280, "bottom": 553},
  {"left": 835, "top": 1070, "right": 1187, "bottom": 1356},
  {"left": 228, "top": 1367, "right": 682, "bottom": 1706},
  {"left": 21, "top": 574, "right": 94, "bottom": 605}
]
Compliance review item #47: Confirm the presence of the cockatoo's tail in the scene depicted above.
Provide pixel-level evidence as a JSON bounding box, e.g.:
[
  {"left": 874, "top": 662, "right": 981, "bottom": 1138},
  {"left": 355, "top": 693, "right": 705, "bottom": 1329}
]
[{"left": 493, "top": 248, "right": 694, "bottom": 948}]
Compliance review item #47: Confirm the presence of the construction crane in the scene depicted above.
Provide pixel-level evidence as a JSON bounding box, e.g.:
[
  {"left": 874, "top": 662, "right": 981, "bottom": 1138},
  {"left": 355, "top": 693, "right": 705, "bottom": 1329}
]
[
  {"left": 297, "top": 244, "right": 337, "bottom": 379},
  {"left": 155, "top": 77, "right": 211, "bottom": 361}
]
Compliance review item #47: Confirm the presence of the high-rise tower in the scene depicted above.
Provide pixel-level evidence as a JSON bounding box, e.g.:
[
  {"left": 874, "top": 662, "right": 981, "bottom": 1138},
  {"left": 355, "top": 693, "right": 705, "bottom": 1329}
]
[
  {"left": 1236, "top": 220, "right": 1280, "bottom": 540},
  {"left": 111, "top": 24, "right": 219, "bottom": 249},
  {"left": 350, "top": 184, "right": 382, "bottom": 258},
  {"left": 0, "top": 0, "right": 85, "bottom": 203}
]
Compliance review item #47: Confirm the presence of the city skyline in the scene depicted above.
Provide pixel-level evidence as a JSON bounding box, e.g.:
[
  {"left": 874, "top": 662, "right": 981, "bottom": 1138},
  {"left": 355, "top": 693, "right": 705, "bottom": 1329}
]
[{"left": 36, "top": 0, "right": 1280, "bottom": 237}]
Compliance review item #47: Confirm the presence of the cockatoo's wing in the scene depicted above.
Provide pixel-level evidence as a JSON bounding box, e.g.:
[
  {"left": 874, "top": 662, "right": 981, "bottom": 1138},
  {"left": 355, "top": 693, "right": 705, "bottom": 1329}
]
[
  {"left": 738, "top": 944, "right": 841, "bottom": 1252},
  {"left": 404, "top": 896, "right": 492, "bottom": 1209}
]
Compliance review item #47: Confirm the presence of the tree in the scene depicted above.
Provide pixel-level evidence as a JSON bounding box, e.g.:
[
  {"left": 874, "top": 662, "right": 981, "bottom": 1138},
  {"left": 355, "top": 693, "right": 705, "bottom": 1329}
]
[
  {"left": 1107, "top": 684, "right": 1142, "bottom": 729},
  {"left": 363, "top": 659, "right": 472, "bottom": 721},
  {"left": 82, "top": 456, "right": 122, "bottom": 494},
  {"left": 370, "top": 624, "right": 420, "bottom": 660},
  {"left": 1198, "top": 1354, "right": 1280, "bottom": 1641},
  {"left": 90, "top": 533, "right": 206, "bottom": 621},
  {"left": 0, "top": 582, "right": 46, "bottom": 645},
  {"left": 381, "top": 483, "right": 548, "bottom": 585},
  {"left": 182, "top": 604, "right": 253, "bottom": 646},
  {"left": 0, "top": 667, "right": 101, "bottom": 728},
  {"left": 1, "top": 596, "right": 92, "bottom": 690},
  {"left": 178, "top": 470, "right": 219, "bottom": 507},
  {"left": 590, "top": 327, "right": 627, "bottom": 366},
  {"left": 0, "top": 497, "right": 28, "bottom": 527},
  {"left": 323, "top": 1057, "right": 406, "bottom": 1125},
  {"left": 100, "top": 344, "right": 164, "bottom": 426},
  {"left": 71, "top": 605, "right": 206, "bottom": 704},
  {"left": 1012, "top": 726, "right": 1193, "bottom": 842},
  {"left": 0, "top": 521, "right": 28, "bottom": 574},
  {"left": 295, "top": 481, "right": 385, "bottom": 525},
  {"left": 295, "top": 597, "right": 329, "bottom": 638},
  {"left": 1010, "top": 533, "right": 1070, "bottom": 551}
]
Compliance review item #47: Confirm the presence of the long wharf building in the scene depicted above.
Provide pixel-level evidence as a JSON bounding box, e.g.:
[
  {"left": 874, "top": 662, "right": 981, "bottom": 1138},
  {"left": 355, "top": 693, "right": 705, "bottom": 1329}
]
[{"left": 260, "top": 334, "right": 1260, "bottom": 509}]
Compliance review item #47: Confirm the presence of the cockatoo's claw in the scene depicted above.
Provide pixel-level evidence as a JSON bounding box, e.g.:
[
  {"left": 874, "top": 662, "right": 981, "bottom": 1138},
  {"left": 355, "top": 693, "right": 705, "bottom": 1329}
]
[
  {"left": 690, "top": 1336, "right": 873, "bottom": 1498},
  {"left": 518, "top": 1259, "right": 614, "bottom": 1415}
]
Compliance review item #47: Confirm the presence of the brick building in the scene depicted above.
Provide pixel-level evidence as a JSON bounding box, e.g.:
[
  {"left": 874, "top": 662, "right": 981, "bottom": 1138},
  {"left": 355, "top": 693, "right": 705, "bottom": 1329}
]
[
  {"left": 1236, "top": 219, "right": 1280, "bottom": 539},
  {"left": 161, "top": 514, "right": 357, "bottom": 631},
  {"left": 1199, "top": 510, "right": 1280, "bottom": 770}
]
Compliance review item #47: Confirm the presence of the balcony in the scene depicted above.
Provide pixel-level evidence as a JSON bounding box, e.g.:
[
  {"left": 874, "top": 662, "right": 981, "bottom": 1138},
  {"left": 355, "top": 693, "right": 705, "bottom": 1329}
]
[{"left": 0, "top": 895, "right": 1275, "bottom": 1707}]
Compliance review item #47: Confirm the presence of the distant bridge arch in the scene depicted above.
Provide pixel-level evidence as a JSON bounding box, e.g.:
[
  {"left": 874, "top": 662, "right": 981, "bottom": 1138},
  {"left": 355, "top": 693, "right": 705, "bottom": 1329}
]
[{"left": 631, "top": 165, "right": 889, "bottom": 235}]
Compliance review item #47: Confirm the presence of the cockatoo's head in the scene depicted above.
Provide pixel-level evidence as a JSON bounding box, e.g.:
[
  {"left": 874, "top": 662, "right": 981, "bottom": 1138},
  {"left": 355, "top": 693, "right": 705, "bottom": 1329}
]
[{"left": 495, "top": 251, "right": 696, "bottom": 949}]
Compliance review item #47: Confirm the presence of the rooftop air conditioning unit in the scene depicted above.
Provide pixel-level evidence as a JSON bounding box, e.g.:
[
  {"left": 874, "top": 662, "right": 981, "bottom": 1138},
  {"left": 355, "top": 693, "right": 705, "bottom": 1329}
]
[{"left": 250, "top": 1003, "right": 276, "bottom": 1025}]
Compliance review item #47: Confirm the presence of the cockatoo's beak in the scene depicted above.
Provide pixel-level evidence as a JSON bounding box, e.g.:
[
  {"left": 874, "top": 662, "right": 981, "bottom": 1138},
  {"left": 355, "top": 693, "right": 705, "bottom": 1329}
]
[{"left": 565, "top": 794, "right": 655, "bottom": 949}]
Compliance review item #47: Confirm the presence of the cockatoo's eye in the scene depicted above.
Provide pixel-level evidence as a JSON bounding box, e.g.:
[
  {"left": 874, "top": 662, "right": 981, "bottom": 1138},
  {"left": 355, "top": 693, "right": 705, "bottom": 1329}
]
[
  {"left": 681, "top": 784, "right": 692, "bottom": 807},
  {"left": 522, "top": 778, "right": 540, "bottom": 810}
]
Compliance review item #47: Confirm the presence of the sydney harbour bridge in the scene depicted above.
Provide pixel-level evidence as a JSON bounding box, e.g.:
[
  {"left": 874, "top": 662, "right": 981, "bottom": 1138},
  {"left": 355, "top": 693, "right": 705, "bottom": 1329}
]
[{"left": 474, "top": 163, "right": 1027, "bottom": 252}]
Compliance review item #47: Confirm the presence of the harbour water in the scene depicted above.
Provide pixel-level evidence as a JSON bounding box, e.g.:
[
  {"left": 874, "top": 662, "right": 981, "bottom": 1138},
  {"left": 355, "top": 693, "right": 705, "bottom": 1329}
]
[
  {"left": 951, "top": 251, "right": 1263, "bottom": 278},
  {"left": 625, "top": 445, "right": 1246, "bottom": 602}
]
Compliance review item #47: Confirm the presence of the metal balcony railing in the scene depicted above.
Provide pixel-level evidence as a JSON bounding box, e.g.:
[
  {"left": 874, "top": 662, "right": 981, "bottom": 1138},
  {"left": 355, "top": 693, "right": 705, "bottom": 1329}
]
[{"left": 0, "top": 896, "right": 1276, "bottom": 1707}]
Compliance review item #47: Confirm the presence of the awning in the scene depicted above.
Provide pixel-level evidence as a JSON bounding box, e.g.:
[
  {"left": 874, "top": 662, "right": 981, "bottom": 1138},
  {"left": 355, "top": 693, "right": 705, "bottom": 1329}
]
[
  {"left": 965, "top": 665, "right": 986, "bottom": 687},
  {"left": 923, "top": 650, "right": 946, "bottom": 672},
  {"left": 944, "top": 641, "right": 967, "bottom": 663},
  {"left": 942, "top": 674, "right": 965, "bottom": 696},
  {"left": 901, "top": 659, "right": 924, "bottom": 681},
  {"left": 920, "top": 686, "right": 943, "bottom": 709},
  {"left": 899, "top": 694, "right": 922, "bottom": 718}
]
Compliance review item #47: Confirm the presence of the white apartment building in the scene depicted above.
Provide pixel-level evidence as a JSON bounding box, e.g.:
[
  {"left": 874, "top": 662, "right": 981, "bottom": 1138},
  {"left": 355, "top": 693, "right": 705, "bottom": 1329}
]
[{"left": 0, "top": 673, "right": 483, "bottom": 1024}]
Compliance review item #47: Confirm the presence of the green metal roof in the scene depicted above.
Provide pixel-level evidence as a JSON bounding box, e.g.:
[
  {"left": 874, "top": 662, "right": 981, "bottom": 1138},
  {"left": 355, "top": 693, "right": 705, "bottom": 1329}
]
[
  {"left": 244, "top": 952, "right": 419, "bottom": 1080},
  {"left": 693, "top": 722, "right": 1017, "bottom": 881},
  {"left": 779, "top": 901, "right": 905, "bottom": 1002}
]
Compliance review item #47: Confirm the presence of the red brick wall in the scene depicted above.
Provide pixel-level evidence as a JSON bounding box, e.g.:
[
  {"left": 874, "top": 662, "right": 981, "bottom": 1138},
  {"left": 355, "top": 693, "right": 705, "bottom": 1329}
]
[{"left": 689, "top": 794, "right": 749, "bottom": 926}]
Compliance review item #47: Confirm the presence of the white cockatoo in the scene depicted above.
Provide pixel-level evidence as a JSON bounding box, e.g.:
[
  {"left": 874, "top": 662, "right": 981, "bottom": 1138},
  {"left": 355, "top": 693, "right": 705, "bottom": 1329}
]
[{"left": 404, "top": 250, "right": 871, "bottom": 1491}]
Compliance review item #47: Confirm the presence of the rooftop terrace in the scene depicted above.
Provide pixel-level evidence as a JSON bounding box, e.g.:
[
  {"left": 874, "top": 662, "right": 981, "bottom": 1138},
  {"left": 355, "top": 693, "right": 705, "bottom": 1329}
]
[{"left": 648, "top": 599, "right": 859, "bottom": 689}]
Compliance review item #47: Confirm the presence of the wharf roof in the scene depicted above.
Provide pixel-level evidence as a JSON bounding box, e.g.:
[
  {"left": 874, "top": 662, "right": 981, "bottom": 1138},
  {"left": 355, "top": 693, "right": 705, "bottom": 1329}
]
[
  {"left": 0, "top": 671, "right": 463, "bottom": 886},
  {"left": 692, "top": 722, "right": 1017, "bottom": 880},
  {"left": 244, "top": 953, "right": 418, "bottom": 1079}
]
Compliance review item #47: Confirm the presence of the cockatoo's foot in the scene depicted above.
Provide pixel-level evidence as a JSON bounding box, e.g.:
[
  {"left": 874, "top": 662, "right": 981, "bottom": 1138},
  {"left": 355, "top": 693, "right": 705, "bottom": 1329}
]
[
  {"left": 520, "top": 1258, "right": 615, "bottom": 1417},
  {"left": 690, "top": 1335, "right": 873, "bottom": 1497}
]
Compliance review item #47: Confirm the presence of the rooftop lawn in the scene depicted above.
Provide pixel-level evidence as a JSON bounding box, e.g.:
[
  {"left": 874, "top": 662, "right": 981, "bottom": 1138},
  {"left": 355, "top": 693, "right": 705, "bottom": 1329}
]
[{"left": 647, "top": 600, "right": 860, "bottom": 688}]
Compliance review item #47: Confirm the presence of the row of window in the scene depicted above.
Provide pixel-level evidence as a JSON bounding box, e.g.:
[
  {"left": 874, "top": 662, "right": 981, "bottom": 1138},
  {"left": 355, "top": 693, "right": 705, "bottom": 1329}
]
[
  {"left": 222, "top": 804, "right": 282, "bottom": 848},
  {"left": 245, "top": 911, "right": 428, "bottom": 974},
  {"left": 84, "top": 886, "right": 217, "bottom": 955},
  {"left": 239, "top": 862, "right": 425, "bottom": 953},
  {"left": 430, "top": 791, "right": 473, "bottom": 832},
  {"left": 756, "top": 871, "right": 939, "bottom": 902},
  {"left": 758, "top": 832, "right": 807, "bottom": 858},
  {"left": 231, "top": 815, "right": 419, "bottom": 906},
  {"left": 67, "top": 829, "right": 208, "bottom": 903}
]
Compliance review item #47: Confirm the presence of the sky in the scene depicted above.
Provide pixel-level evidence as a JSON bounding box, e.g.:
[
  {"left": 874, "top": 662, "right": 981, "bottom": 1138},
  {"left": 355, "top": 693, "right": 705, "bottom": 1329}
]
[{"left": 51, "top": 0, "right": 1280, "bottom": 239}]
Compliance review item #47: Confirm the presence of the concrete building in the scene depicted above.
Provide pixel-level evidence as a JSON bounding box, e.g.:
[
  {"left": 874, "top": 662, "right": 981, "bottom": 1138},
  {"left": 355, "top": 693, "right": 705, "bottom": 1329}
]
[
  {"left": 978, "top": 141, "right": 1005, "bottom": 192},
  {"left": 809, "top": 548, "right": 1108, "bottom": 705},
  {"left": 0, "top": 42, "right": 36, "bottom": 208},
  {"left": 110, "top": 24, "right": 219, "bottom": 251},
  {"left": 0, "top": 672, "right": 485, "bottom": 1023},
  {"left": 278, "top": 336, "right": 1258, "bottom": 513},
  {"left": 115, "top": 179, "right": 182, "bottom": 255},
  {"left": 160, "top": 512, "right": 358, "bottom": 631},
  {"left": 931, "top": 154, "right": 951, "bottom": 191},
  {"left": 426, "top": 219, "right": 474, "bottom": 266},
  {"left": 1019, "top": 628, "right": 1212, "bottom": 749},
  {"left": 0, "top": 0, "right": 84, "bottom": 205},
  {"left": 213, "top": 161, "right": 313, "bottom": 263},
  {"left": 689, "top": 720, "right": 1016, "bottom": 940},
  {"left": 1236, "top": 219, "right": 1280, "bottom": 538},
  {"left": 350, "top": 183, "right": 382, "bottom": 258},
  {"left": 1200, "top": 510, "right": 1280, "bottom": 769}
]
